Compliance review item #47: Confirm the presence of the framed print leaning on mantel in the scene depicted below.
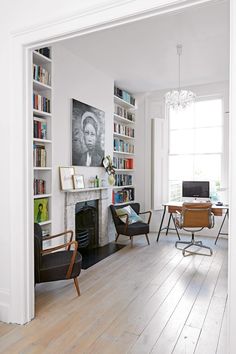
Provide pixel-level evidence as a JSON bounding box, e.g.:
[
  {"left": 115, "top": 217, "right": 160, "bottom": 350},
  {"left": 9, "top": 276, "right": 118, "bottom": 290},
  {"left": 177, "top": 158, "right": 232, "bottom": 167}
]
[
  {"left": 73, "top": 175, "right": 85, "bottom": 189},
  {"left": 59, "top": 167, "right": 74, "bottom": 190}
]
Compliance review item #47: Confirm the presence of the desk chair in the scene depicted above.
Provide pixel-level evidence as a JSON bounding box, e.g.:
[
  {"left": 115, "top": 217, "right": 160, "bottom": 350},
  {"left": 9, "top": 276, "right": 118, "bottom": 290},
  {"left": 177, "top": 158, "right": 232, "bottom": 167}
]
[{"left": 174, "top": 202, "right": 214, "bottom": 257}]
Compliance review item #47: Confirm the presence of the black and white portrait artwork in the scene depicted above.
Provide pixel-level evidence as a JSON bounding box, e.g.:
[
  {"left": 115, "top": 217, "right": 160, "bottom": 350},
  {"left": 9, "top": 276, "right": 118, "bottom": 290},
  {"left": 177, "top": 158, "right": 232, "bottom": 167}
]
[{"left": 72, "top": 99, "right": 105, "bottom": 167}]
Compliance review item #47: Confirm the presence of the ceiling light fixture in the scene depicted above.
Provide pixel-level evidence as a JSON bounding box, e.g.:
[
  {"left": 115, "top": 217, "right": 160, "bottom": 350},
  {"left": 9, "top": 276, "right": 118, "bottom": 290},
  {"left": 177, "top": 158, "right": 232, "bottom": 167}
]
[{"left": 165, "top": 44, "right": 196, "bottom": 110}]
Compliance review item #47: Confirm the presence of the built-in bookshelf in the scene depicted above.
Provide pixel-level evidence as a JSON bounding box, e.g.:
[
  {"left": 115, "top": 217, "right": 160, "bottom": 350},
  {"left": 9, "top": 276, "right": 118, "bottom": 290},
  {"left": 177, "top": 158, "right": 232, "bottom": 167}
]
[
  {"left": 113, "top": 86, "right": 136, "bottom": 204},
  {"left": 32, "top": 47, "right": 52, "bottom": 237}
]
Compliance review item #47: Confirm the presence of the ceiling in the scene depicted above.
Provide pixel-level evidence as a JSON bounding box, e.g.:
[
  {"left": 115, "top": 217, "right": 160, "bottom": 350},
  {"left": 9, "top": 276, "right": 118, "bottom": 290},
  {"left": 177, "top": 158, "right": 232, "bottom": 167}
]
[{"left": 61, "top": 1, "right": 229, "bottom": 94}]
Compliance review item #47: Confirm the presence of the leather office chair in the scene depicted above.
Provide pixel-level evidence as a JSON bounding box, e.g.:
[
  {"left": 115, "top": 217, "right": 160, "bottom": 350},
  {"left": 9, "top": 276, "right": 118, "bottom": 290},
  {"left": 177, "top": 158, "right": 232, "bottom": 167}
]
[
  {"left": 34, "top": 223, "right": 82, "bottom": 296},
  {"left": 174, "top": 202, "right": 214, "bottom": 257},
  {"left": 110, "top": 203, "right": 152, "bottom": 247}
]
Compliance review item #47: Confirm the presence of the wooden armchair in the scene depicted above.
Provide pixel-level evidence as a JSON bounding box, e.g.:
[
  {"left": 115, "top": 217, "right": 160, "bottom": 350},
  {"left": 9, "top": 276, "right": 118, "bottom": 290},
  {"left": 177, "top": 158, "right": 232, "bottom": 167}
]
[
  {"left": 110, "top": 203, "right": 152, "bottom": 247},
  {"left": 34, "top": 223, "right": 82, "bottom": 296}
]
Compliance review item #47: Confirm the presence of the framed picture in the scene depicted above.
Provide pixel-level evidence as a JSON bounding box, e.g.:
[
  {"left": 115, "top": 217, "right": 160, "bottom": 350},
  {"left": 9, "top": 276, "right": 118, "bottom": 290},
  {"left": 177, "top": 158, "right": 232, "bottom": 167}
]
[
  {"left": 59, "top": 167, "right": 74, "bottom": 190},
  {"left": 73, "top": 175, "right": 85, "bottom": 189},
  {"left": 34, "top": 198, "right": 49, "bottom": 223},
  {"left": 72, "top": 99, "right": 105, "bottom": 167}
]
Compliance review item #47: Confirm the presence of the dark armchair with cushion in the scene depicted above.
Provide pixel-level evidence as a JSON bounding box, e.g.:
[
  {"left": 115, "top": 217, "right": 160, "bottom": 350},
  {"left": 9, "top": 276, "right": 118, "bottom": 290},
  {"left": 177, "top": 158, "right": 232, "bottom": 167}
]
[
  {"left": 110, "top": 203, "right": 152, "bottom": 246},
  {"left": 34, "top": 223, "right": 82, "bottom": 296}
]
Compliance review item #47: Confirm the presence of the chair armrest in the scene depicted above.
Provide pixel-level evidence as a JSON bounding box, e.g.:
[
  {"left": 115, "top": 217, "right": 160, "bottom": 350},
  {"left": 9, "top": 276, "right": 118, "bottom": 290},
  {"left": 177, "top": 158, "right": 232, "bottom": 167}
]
[
  {"left": 210, "top": 212, "right": 215, "bottom": 228},
  {"left": 139, "top": 210, "right": 152, "bottom": 224},
  {"left": 42, "top": 240, "right": 77, "bottom": 255},
  {"left": 43, "top": 230, "right": 73, "bottom": 250}
]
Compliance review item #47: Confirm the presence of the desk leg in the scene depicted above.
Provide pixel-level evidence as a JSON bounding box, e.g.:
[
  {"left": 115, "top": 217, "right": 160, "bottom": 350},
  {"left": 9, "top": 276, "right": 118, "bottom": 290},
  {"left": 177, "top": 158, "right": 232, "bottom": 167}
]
[
  {"left": 166, "top": 214, "right": 172, "bottom": 235},
  {"left": 171, "top": 213, "right": 181, "bottom": 240},
  {"left": 156, "top": 206, "right": 166, "bottom": 242},
  {"left": 215, "top": 209, "right": 229, "bottom": 245}
]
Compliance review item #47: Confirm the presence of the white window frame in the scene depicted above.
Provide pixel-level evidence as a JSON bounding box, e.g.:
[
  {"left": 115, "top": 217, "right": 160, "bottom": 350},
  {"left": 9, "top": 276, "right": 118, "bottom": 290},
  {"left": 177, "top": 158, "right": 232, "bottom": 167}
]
[{"left": 167, "top": 94, "right": 228, "bottom": 202}]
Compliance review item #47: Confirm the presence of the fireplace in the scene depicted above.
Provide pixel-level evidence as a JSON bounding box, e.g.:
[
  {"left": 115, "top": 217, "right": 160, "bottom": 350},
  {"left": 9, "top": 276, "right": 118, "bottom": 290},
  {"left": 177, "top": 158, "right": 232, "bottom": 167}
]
[
  {"left": 64, "top": 187, "right": 113, "bottom": 246},
  {"left": 75, "top": 200, "right": 98, "bottom": 249}
]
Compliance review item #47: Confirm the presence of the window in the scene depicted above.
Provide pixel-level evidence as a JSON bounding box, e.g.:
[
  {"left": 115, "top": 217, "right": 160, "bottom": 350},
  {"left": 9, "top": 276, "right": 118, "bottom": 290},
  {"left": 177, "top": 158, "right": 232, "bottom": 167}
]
[{"left": 168, "top": 98, "right": 223, "bottom": 201}]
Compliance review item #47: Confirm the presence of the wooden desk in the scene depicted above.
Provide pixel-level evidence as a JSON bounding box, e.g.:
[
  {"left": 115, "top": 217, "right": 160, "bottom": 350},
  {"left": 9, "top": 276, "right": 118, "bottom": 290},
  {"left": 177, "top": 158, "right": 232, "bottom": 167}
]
[{"left": 156, "top": 202, "right": 229, "bottom": 243}]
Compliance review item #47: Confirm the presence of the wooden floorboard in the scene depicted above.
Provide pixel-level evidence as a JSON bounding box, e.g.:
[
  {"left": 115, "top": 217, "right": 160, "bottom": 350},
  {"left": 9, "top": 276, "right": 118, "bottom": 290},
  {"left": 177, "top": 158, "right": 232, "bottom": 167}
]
[{"left": 0, "top": 233, "right": 228, "bottom": 354}]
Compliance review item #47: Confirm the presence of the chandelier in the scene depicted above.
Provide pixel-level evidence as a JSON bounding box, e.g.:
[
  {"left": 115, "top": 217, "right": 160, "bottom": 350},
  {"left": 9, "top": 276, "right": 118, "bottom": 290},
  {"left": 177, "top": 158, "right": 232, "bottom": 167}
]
[{"left": 165, "top": 44, "right": 196, "bottom": 110}]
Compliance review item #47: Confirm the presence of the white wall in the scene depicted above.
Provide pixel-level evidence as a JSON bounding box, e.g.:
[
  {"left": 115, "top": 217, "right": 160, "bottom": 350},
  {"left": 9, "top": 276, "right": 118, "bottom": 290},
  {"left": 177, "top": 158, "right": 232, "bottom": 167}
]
[{"left": 52, "top": 43, "right": 114, "bottom": 234}]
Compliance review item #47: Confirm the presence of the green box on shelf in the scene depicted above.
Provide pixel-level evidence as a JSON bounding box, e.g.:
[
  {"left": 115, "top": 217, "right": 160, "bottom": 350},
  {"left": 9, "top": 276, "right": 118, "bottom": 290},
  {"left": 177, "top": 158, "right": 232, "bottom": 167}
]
[{"left": 34, "top": 198, "right": 49, "bottom": 223}]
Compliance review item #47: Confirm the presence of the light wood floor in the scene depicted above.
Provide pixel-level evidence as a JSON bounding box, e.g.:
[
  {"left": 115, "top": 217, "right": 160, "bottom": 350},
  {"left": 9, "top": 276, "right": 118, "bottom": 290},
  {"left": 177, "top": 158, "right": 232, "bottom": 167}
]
[{"left": 0, "top": 233, "right": 228, "bottom": 354}]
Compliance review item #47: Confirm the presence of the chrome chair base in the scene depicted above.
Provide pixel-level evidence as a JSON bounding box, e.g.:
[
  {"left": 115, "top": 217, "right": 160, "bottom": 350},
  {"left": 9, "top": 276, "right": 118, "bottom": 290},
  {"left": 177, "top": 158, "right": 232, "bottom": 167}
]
[{"left": 175, "top": 239, "right": 213, "bottom": 257}]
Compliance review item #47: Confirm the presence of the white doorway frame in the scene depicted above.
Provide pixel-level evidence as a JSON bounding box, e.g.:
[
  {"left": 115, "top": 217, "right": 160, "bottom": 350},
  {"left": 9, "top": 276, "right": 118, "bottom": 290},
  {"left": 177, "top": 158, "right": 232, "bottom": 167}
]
[{"left": 9, "top": 0, "right": 236, "bottom": 351}]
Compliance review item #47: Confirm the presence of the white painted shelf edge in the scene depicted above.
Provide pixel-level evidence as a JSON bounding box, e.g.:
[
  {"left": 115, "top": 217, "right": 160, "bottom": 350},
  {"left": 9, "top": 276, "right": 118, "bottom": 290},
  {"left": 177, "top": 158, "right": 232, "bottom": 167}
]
[
  {"left": 113, "top": 151, "right": 135, "bottom": 156},
  {"left": 39, "top": 220, "right": 52, "bottom": 226},
  {"left": 63, "top": 187, "right": 110, "bottom": 193},
  {"left": 34, "top": 194, "right": 52, "bottom": 199},
  {"left": 113, "top": 132, "right": 135, "bottom": 140},
  {"left": 114, "top": 113, "right": 135, "bottom": 124},
  {"left": 33, "top": 109, "right": 51, "bottom": 117},
  {"left": 33, "top": 167, "right": 52, "bottom": 170},
  {"left": 113, "top": 185, "right": 134, "bottom": 189},
  {"left": 33, "top": 79, "right": 52, "bottom": 90},
  {"left": 33, "top": 51, "right": 52, "bottom": 63},
  {"left": 33, "top": 138, "right": 52, "bottom": 144},
  {"left": 114, "top": 95, "right": 136, "bottom": 109},
  {"left": 115, "top": 169, "right": 134, "bottom": 172}
]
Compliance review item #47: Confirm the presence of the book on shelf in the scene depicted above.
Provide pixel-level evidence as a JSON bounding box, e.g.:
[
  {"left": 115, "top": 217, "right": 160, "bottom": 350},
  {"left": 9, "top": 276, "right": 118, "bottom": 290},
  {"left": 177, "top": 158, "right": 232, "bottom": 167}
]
[
  {"left": 34, "top": 117, "right": 47, "bottom": 139},
  {"left": 34, "top": 178, "right": 46, "bottom": 195},
  {"left": 33, "top": 64, "right": 51, "bottom": 86},
  {"left": 36, "top": 47, "right": 51, "bottom": 59},
  {"left": 113, "top": 157, "right": 134, "bottom": 169},
  {"left": 113, "top": 138, "right": 134, "bottom": 154},
  {"left": 33, "top": 144, "right": 47, "bottom": 167},
  {"left": 114, "top": 122, "right": 134, "bottom": 137},
  {"left": 33, "top": 93, "right": 51, "bottom": 113},
  {"left": 112, "top": 187, "right": 134, "bottom": 204},
  {"left": 34, "top": 197, "right": 49, "bottom": 223},
  {"left": 114, "top": 86, "right": 135, "bottom": 106},
  {"left": 114, "top": 174, "right": 133, "bottom": 187}
]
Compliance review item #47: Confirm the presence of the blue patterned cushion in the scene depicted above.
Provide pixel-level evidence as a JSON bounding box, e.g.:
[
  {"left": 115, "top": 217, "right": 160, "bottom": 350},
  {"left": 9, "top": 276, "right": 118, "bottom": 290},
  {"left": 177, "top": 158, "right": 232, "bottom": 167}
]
[{"left": 116, "top": 205, "right": 144, "bottom": 224}]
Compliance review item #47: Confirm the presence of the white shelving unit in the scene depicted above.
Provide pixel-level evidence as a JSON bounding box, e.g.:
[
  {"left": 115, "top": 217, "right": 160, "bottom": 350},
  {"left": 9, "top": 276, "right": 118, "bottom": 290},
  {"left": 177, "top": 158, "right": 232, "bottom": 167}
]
[
  {"left": 113, "top": 87, "right": 136, "bottom": 204},
  {"left": 32, "top": 48, "right": 52, "bottom": 236}
]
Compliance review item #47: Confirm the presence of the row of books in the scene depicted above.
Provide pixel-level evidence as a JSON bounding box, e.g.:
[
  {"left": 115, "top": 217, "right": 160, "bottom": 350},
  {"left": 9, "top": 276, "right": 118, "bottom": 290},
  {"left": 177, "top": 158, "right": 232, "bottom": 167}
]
[
  {"left": 114, "top": 104, "right": 135, "bottom": 121},
  {"left": 114, "top": 123, "right": 134, "bottom": 137},
  {"left": 114, "top": 174, "right": 133, "bottom": 187},
  {"left": 112, "top": 188, "right": 135, "bottom": 204},
  {"left": 33, "top": 144, "right": 47, "bottom": 167},
  {"left": 36, "top": 47, "right": 51, "bottom": 59},
  {"left": 33, "top": 117, "right": 47, "bottom": 139},
  {"left": 34, "top": 178, "right": 46, "bottom": 195},
  {"left": 33, "top": 93, "right": 51, "bottom": 113},
  {"left": 113, "top": 157, "right": 134, "bottom": 170},
  {"left": 114, "top": 139, "right": 134, "bottom": 154},
  {"left": 114, "top": 86, "right": 135, "bottom": 106},
  {"left": 33, "top": 64, "right": 51, "bottom": 86}
]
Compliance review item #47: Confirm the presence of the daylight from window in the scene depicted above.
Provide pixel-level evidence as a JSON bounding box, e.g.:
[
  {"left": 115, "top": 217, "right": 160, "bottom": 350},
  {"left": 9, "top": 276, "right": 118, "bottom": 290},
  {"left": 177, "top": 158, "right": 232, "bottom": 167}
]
[{"left": 168, "top": 98, "right": 223, "bottom": 201}]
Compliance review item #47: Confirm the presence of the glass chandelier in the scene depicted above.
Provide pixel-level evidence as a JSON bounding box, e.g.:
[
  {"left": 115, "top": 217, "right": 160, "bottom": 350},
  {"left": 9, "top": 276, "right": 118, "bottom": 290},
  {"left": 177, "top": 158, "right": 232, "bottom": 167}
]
[{"left": 165, "top": 44, "right": 196, "bottom": 110}]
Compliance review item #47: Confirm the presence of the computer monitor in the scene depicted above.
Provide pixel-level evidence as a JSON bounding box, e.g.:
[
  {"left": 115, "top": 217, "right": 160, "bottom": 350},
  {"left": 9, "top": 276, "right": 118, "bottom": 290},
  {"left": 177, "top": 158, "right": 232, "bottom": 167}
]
[{"left": 182, "top": 181, "right": 210, "bottom": 199}]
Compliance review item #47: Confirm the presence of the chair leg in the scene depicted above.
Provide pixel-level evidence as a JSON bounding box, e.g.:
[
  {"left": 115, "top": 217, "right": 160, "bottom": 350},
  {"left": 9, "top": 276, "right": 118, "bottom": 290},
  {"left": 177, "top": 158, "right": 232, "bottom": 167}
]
[
  {"left": 115, "top": 234, "right": 120, "bottom": 242},
  {"left": 73, "top": 277, "right": 80, "bottom": 296},
  {"left": 145, "top": 234, "right": 150, "bottom": 245},
  {"left": 131, "top": 236, "right": 133, "bottom": 247}
]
